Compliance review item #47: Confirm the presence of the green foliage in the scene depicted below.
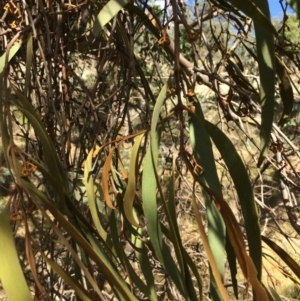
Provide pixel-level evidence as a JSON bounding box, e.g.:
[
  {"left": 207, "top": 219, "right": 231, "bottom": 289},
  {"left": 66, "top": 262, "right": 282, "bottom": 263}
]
[{"left": 0, "top": 0, "right": 300, "bottom": 300}]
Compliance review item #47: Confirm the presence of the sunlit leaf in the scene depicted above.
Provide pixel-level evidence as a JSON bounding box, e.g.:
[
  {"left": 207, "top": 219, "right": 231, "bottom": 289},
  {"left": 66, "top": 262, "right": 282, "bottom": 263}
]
[
  {"left": 189, "top": 100, "right": 225, "bottom": 301},
  {"left": 123, "top": 133, "right": 144, "bottom": 227},
  {"left": 93, "top": 0, "right": 129, "bottom": 36},
  {"left": 262, "top": 235, "right": 300, "bottom": 281},
  {"left": 0, "top": 41, "right": 22, "bottom": 74},
  {"left": 0, "top": 202, "right": 33, "bottom": 301},
  {"left": 84, "top": 147, "right": 107, "bottom": 240}
]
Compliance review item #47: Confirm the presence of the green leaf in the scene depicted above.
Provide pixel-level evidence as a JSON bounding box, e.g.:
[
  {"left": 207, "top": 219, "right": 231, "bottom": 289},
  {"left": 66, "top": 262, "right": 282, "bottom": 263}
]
[
  {"left": 204, "top": 120, "right": 262, "bottom": 280},
  {"left": 0, "top": 202, "right": 33, "bottom": 301},
  {"left": 262, "top": 235, "right": 300, "bottom": 281},
  {"left": 109, "top": 211, "right": 151, "bottom": 297},
  {"left": 226, "top": 235, "right": 238, "bottom": 299},
  {"left": 218, "top": 0, "right": 277, "bottom": 36},
  {"left": 142, "top": 83, "right": 186, "bottom": 297},
  {"left": 0, "top": 41, "right": 22, "bottom": 74},
  {"left": 9, "top": 88, "right": 68, "bottom": 213},
  {"left": 93, "top": 0, "right": 129, "bottom": 37},
  {"left": 41, "top": 254, "right": 94, "bottom": 301},
  {"left": 275, "top": 56, "right": 294, "bottom": 127},
  {"left": 251, "top": 0, "right": 276, "bottom": 166},
  {"left": 24, "top": 34, "right": 33, "bottom": 98},
  {"left": 20, "top": 179, "right": 139, "bottom": 301},
  {"left": 84, "top": 148, "right": 107, "bottom": 240},
  {"left": 269, "top": 287, "right": 284, "bottom": 301},
  {"left": 133, "top": 225, "right": 158, "bottom": 301},
  {"left": 163, "top": 158, "right": 198, "bottom": 300},
  {"left": 159, "top": 222, "right": 203, "bottom": 299},
  {"left": 189, "top": 101, "right": 225, "bottom": 301},
  {"left": 123, "top": 134, "right": 144, "bottom": 227}
]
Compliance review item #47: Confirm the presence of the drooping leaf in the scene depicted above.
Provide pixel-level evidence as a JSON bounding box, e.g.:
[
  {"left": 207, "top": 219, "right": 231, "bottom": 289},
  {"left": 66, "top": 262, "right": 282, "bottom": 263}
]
[
  {"left": 215, "top": 195, "right": 269, "bottom": 300},
  {"left": 9, "top": 88, "right": 68, "bottom": 213},
  {"left": 109, "top": 211, "right": 151, "bottom": 297},
  {"left": 142, "top": 83, "right": 187, "bottom": 297},
  {"left": 204, "top": 120, "right": 262, "bottom": 280},
  {"left": 21, "top": 178, "right": 139, "bottom": 301},
  {"left": 0, "top": 41, "right": 22, "bottom": 74},
  {"left": 189, "top": 100, "right": 226, "bottom": 301},
  {"left": 251, "top": 0, "right": 276, "bottom": 166},
  {"left": 217, "top": 0, "right": 277, "bottom": 36},
  {"left": 262, "top": 235, "right": 300, "bottom": 281},
  {"left": 93, "top": 0, "right": 129, "bottom": 36},
  {"left": 41, "top": 254, "right": 94, "bottom": 301},
  {"left": 191, "top": 192, "right": 230, "bottom": 301},
  {"left": 123, "top": 133, "right": 144, "bottom": 227},
  {"left": 0, "top": 202, "right": 33, "bottom": 301},
  {"left": 24, "top": 34, "right": 33, "bottom": 98},
  {"left": 162, "top": 155, "right": 198, "bottom": 300},
  {"left": 84, "top": 147, "right": 107, "bottom": 240},
  {"left": 101, "top": 146, "right": 117, "bottom": 209},
  {"left": 133, "top": 223, "right": 158, "bottom": 301},
  {"left": 226, "top": 235, "right": 238, "bottom": 299},
  {"left": 269, "top": 287, "right": 284, "bottom": 301},
  {"left": 275, "top": 56, "right": 294, "bottom": 127}
]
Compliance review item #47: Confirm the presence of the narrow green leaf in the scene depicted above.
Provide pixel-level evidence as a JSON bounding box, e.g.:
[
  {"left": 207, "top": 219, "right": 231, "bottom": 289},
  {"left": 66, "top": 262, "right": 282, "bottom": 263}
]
[
  {"left": 93, "top": 0, "right": 129, "bottom": 37},
  {"left": 151, "top": 83, "right": 167, "bottom": 151},
  {"left": 0, "top": 75, "right": 13, "bottom": 174},
  {"left": 189, "top": 100, "right": 225, "bottom": 301},
  {"left": 262, "top": 235, "right": 300, "bottom": 280},
  {"left": 222, "top": 0, "right": 277, "bottom": 36},
  {"left": 0, "top": 202, "right": 33, "bottom": 301},
  {"left": 251, "top": 0, "right": 276, "bottom": 166},
  {"left": 20, "top": 179, "right": 139, "bottom": 301},
  {"left": 123, "top": 134, "right": 144, "bottom": 227},
  {"left": 142, "top": 84, "right": 166, "bottom": 265},
  {"left": 269, "top": 287, "right": 284, "bottom": 301},
  {"left": 0, "top": 41, "right": 22, "bottom": 74},
  {"left": 226, "top": 235, "right": 238, "bottom": 299},
  {"left": 25, "top": 34, "right": 33, "bottom": 98},
  {"left": 142, "top": 132, "right": 186, "bottom": 297},
  {"left": 275, "top": 56, "right": 294, "bottom": 127},
  {"left": 204, "top": 120, "right": 262, "bottom": 280},
  {"left": 109, "top": 211, "right": 150, "bottom": 297},
  {"left": 41, "top": 255, "right": 94, "bottom": 301},
  {"left": 84, "top": 148, "right": 107, "bottom": 240},
  {"left": 160, "top": 223, "right": 203, "bottom": 300},
  {"left": 164, "top": 156, "right": 198, "bottom": 300},
  {"left": 191, "top": 193, "right": 231, "bottom": 301},
  {"left": 133, "top": 226, "right": 158, "bottom": 301},
  {"left": 143, "top": 83, "right": 187, "bottom": 296},
  {"left": 10, "top": 89, "right": 67, "bottom": 212}
]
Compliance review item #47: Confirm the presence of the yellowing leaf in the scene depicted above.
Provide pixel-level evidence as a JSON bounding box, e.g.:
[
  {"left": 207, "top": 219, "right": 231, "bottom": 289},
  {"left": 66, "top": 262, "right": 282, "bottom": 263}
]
[{"left": 123, "top": 133, "right": 144, "bottom": 227}]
